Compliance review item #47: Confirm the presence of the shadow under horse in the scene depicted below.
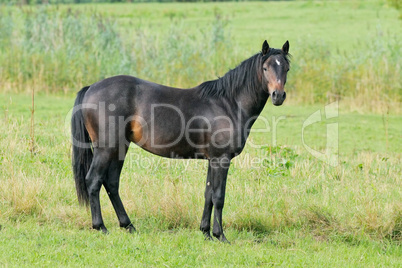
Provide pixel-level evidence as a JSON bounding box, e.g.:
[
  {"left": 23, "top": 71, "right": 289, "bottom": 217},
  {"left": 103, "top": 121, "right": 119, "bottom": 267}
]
[{"left": 71, "top": 40, "right": 290, "bottom": 242}]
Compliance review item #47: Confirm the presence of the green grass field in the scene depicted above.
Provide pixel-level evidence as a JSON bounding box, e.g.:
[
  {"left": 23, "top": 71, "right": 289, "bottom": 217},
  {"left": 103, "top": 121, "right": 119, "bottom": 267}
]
[
  {"left": 1, "top": 93, "right": 401, "bottom": 266},
  {"left": 74, "top": 0, "right": 399, "bottom": 51},
  {"left": 0, "top": 0, "right": 401, "bottom": 266}
]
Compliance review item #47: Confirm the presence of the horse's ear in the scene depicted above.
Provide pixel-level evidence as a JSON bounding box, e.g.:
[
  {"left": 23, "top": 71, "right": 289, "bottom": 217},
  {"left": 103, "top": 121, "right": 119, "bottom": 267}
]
[
  {"left": 262, "top": 40, "right": 269, "bottom": 56},
  {"left": 282, "top": 40, "right": 289, "bottom": 54}
]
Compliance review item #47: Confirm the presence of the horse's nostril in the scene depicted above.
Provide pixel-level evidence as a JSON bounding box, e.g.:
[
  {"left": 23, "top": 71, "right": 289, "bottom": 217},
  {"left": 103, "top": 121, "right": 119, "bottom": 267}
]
[
  {"left": 283, "top": 92, "right": 286, "bottom": 100},
  {"left": 272, "top": 91, "right": 277, "bottom": 98}
]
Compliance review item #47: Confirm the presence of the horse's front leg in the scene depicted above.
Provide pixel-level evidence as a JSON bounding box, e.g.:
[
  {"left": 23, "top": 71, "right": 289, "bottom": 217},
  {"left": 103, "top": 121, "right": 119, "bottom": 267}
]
[
  {"left": 210, "top": 156, "right": 231, "bottom": 243},
  {"left": 200, "top": 162, "right": 213, "bottom": 240}
]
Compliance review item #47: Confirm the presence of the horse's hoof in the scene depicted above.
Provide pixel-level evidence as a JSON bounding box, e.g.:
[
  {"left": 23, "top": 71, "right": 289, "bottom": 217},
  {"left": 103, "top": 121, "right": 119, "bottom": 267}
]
[
  {"left": 214, "top": 233, "right": 230, "bottom": 244},
  {"left": 220, "top": 236, "right": 231, "bottom": 244},
  {"left": 120, "top": 223, "right": 136, "bottom": 233},
  {"left": 93, "top": 225, "right": 108, "bottom": 234},
  {"left": 125, "top": 224, "right": 136, "bottom": 233},
  {"left": 204, "top": 233, "right": 214, "bottom": 241}
]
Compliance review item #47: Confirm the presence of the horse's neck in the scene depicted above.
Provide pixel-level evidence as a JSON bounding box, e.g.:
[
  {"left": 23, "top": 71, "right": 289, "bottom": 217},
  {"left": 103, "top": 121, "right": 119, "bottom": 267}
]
[{"left": 236, "top": 89, "right": 269, "bottom": 120}]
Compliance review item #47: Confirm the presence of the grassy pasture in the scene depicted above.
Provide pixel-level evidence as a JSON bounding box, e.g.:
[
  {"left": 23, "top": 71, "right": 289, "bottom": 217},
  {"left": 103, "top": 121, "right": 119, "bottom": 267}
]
[
  {"left": 0, "top": 93, "right": 401, "bottom": 266},
  {"left": 0, "top": 0, "right": 401, "bottom": 266}
]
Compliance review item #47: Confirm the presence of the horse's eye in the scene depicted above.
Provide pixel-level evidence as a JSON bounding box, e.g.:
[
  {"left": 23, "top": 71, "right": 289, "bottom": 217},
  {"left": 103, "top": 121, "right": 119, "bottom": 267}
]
[{"left": 263, "top": 68, "right": 267, "bottom": 71}]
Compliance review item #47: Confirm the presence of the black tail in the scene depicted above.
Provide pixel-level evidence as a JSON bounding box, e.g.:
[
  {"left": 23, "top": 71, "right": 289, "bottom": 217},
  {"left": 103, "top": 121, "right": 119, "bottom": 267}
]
[{"left": 71, "top": 86, "right": 92, "bottom": 207}]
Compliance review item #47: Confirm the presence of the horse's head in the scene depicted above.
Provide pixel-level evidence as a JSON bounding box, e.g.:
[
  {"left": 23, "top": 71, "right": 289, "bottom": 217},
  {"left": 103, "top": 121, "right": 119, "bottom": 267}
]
[{"left": 261, "top": 40, "right": 290, "bottom": 106}]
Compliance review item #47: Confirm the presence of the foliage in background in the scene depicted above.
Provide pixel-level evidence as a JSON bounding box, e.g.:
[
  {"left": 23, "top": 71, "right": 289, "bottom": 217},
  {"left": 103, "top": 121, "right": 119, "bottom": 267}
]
[
  {"left": 0, "top": 6, "right": 400, "bottom": 113},
  {"left": 289, "top": 34, "right": 401, "bottom": 112},
  {"left": 0, "top": 7, "right": 234, "bottom": 93}
]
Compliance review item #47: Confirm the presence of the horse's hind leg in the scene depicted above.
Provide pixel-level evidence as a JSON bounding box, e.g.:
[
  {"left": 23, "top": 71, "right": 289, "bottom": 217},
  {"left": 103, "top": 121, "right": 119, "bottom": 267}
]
[
  {"left": 86, "top": 148, "right": 113, "bottom": 233},
  {"left": 103, "top": 156, "right": 135, "bottom": 233}
]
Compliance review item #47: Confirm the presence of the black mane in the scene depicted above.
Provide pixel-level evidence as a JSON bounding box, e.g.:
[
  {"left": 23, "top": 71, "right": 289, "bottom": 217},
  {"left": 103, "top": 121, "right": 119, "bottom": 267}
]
[{"left": 198, "top": 48, "right": 289, "bottom": 101}]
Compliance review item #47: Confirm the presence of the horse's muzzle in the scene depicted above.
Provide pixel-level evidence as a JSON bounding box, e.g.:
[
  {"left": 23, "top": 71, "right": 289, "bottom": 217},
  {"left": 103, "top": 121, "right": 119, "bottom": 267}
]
[{"left": 271, "top": 90, "right": 286, "bottom": 106}]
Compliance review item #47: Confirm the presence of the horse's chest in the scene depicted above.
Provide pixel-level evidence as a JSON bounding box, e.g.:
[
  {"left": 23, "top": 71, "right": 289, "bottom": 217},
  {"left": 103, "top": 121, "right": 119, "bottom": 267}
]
[{"left": 208, "top": 120, "right": 246, "bottom": 153}]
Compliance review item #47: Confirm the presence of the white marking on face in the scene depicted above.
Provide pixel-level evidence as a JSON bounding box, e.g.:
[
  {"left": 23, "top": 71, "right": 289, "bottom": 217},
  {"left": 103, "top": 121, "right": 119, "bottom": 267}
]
[
  {"left": 277, "top": 79, "right": 281, "bottom": 84},
  {"left": 276, "top": 59, "right": 281, "bottom": 66}
]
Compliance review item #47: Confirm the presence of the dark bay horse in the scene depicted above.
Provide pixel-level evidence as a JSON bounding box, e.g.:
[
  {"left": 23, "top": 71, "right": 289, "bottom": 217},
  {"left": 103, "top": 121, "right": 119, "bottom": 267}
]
[{"left": 72, "top": 40, "right": 290, "bottom": 242}]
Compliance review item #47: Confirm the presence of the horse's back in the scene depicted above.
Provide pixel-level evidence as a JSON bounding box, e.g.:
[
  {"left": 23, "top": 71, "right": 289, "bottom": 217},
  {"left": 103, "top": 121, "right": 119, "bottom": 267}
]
[
  {"left": 84, "top": 75, "right": 139, "bottom": 99},
  {"left": 84, "top": 75, "right": 196, "bottom": 103}
]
